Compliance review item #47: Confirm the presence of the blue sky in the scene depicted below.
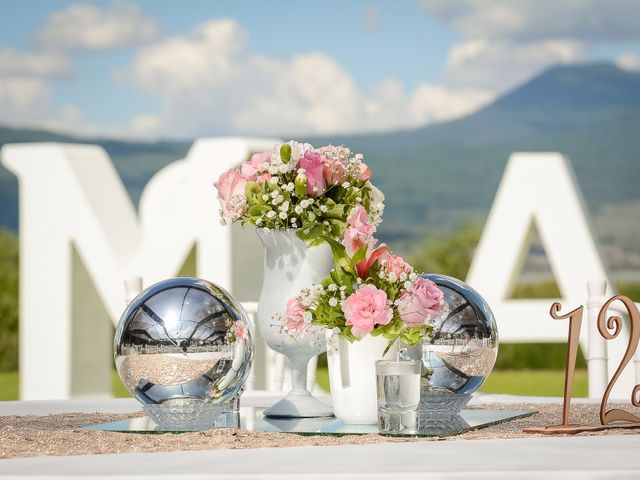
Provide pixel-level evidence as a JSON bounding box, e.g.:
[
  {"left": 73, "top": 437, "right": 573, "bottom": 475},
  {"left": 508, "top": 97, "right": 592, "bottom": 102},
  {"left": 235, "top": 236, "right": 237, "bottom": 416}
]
[{"left": 1, "top": 1, "right": 639, "bottom": 139}]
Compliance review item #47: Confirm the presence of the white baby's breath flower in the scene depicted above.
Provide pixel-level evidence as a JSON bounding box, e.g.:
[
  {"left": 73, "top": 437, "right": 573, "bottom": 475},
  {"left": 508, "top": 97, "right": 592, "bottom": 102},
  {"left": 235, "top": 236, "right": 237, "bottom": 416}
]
[
  {"left": 328, "top": 284, "right": 337, "bottom": 292},
  {"left": 268, "top": 165, "right": 279, "bottom": 174},
  {"left": 269, "top": 177, "right": 279, "bottom": 184},
  {"left": 399, "top": 272, "right": 408, "bottom": 281},
  {"left": 341, "top": 182, "right": 350, "bottom": 188},
  {"left": 279, "top": 211, "right": 287, "bottom": 220},
  {"left": 404, "top": 281, "right": 412, "bottom": 289},
  {"left": 409, "top": 272, "right": 418, "bottom": 281},
  {"left": 263, "top": 227, "right": 271, "bottom": 234},
  {"left": 388, "top": 272, "right": 397, "bottom": 283},
  {"left": 290, "top": 217, "right": 297, "bottom": 223},
  {"left": 378, "top": 270, "right": 386, "bottom": 279},
  {"left": 329, "top": 297, "right": 338, "bottom": 307},
  {"left": 266, "top": 210, "right": 276, "bottom": 219},
  {"left": 255, "top": 217, "right": 263, "bottom": 226},
  {"left": 302, "top": 312, "right": 313, "bottom": 323},
  {"left": 295, "top": 205, "right": 303, "bottom": 215},
  {"left": 270, "top": 190, "right": 279, "bottom": 198},
  {"left": 320, "top": 205, "right": 328, "bottom": 213},
  {"left": 262, "top": 194, "right": 270, "bottom": 201},
  {"left": 273, "top": 195, "right": 284, "bottom": 205},
  {"left": 297, "top": 168, "right": 306, "bottom": 175}
]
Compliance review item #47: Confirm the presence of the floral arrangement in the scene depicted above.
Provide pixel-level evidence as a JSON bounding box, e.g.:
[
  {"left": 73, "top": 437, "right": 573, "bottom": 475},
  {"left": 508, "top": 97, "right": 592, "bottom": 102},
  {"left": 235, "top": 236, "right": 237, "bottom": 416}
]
[
  {"left": 279, "top": 205, "right": 448, "bottom": 347},
  {"left": 214, "top": 141, "right": 384, "bottom": 245}
]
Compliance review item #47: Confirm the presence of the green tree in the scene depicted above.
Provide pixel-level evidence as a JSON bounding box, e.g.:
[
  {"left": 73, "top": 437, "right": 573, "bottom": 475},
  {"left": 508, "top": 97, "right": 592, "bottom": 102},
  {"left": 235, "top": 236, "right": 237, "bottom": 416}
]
[
  {"left": 0, "top": 229, "right": 18, "bottom": 371},
  {"left": 410, "top": 222, "right": 481, "bottom": 279}
]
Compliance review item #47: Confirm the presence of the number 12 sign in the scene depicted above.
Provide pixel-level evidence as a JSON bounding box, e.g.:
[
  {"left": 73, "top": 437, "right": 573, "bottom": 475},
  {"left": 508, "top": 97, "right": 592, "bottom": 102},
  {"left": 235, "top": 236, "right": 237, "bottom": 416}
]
[{"left": 524, "top": 295, "right": 640, "bottom": 434}]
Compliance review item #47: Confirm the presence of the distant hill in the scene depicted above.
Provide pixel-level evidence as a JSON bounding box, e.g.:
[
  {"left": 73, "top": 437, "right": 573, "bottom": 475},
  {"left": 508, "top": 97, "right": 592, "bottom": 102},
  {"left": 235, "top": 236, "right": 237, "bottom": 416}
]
[
  {"left": 308, "top": 63, "right": 640, "bottom": 242},
  {"left": 1, "top": 63, "right": 639, "bottom": 258}
]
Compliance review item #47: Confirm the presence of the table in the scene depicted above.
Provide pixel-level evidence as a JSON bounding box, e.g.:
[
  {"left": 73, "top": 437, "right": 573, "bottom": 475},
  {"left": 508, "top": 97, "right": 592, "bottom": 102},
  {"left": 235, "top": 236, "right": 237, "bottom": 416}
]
[{"left": 1, "top": 394, "right": 639, "bottom": 479}]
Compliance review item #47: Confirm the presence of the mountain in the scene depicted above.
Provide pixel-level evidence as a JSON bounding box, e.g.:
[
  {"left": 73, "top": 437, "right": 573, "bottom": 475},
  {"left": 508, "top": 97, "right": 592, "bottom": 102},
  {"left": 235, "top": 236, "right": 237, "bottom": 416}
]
[
  {"left": 1, "top": 63, "right": 639, "bottom": 257},
  {"left": 308, "top": 63, "right": 640, "bottom": 242}
]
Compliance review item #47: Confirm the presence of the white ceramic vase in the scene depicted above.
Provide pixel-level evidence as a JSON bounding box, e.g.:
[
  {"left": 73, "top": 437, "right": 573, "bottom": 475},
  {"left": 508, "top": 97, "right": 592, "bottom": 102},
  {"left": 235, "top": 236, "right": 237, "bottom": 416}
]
[
  {"left": 326, "top": 331, "right": 397, "bottom": 424},
  {"left": 256, "top": 229, "right": 333, "bottom": 418}
]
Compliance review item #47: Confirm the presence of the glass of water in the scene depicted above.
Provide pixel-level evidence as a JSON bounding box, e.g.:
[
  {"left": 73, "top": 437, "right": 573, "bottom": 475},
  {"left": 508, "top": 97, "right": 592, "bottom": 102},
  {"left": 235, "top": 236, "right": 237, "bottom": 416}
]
[{"left": 376, "top": 359, "right": 421, "bottom": 434}]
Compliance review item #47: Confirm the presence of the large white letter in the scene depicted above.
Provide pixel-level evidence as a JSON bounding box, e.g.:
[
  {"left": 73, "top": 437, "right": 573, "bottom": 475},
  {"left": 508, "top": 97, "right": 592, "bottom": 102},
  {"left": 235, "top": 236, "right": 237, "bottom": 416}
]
[{"left": 1, "top": 137, "right": 278, "bottom": 399}]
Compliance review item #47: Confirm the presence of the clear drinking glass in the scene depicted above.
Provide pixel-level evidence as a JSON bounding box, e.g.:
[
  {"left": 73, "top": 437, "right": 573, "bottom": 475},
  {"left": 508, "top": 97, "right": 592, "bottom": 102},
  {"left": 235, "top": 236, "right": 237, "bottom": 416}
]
[{"left": 376, "top": 360, "right": 421, "bottom": 433}]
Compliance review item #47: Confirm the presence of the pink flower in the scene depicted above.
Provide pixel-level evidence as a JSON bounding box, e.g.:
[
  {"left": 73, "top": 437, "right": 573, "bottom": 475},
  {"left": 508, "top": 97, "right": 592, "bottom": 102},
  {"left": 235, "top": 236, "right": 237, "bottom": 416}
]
[
  {"left": 323, "top": 158, "right": 348, "bottom": 185},
  {"left": 382, "top": 254, "right": 412, "bottom": 277},
  {"left": 234, "top": 322, "right": 247, "bottom": 341},
  {"left": 241, "top": 151, "right": 271, "bottom": 184},
  {"left": 397, "top": 277, "right": 445, "bottom": 327},
  {"left": 285, "top": 297, "right": 309, "bottom": 334},
  {"left": 298, "top": 151, "right": 326, "bottom": 196},
  {"left": 342, "top": 285, "right": 393, "bottom": 337},
  {"left": 214, "top": 168, "right": 247, "bottom": 220},
  {"left": 343, "top": 205, "right": 376, "bottom": 256},
  {"left": 358, "top": 162, "right": 372, "bottom": 181}
]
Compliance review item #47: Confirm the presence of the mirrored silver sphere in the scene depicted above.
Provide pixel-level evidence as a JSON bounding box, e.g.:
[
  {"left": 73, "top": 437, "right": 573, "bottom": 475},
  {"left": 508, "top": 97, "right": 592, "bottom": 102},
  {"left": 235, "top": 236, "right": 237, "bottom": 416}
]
[
  {"left": 402, "top": 274, "right": 498, "bottom": 414},
  {"left": 114, "top": 278, "right": 254, "bottom": 428}
]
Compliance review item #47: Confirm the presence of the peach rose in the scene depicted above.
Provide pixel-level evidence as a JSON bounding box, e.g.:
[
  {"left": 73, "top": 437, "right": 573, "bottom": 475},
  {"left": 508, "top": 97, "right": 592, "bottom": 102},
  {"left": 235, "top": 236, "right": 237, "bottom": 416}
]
[{"left": 214, "top": 168, "right": 247, "bottom": 221}]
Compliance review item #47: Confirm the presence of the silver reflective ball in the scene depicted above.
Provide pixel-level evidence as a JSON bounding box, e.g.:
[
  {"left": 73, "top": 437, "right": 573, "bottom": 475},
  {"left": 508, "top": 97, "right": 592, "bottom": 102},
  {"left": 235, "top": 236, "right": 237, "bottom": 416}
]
[
  {"left": 402, "top": 274, "right": 498, "bottom": 414},
  {"left": 114, "top": 278, "right": 254, "bottom": 425}
]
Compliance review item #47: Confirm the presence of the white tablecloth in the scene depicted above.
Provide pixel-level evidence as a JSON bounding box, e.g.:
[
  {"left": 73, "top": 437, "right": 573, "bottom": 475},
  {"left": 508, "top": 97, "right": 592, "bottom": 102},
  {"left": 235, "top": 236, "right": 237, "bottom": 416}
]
[{"left": 1, "top": 394, "right": 638, "bottom": 479}]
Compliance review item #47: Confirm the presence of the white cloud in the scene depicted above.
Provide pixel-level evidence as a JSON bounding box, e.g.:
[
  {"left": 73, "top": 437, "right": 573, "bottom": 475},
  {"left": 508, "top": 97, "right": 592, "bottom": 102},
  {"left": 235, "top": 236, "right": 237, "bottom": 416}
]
[
  {"left": 364, "top": 6, "right": 381, "bottom": 32},
  {"left": 35, "top": 1, "right": 159, "bottom": 51},
  {"left": 421, "top": 0, "right": 640, "bottom": 43},
  {"left": 121, "top": 19, "right": 490, "bottom": 137},
  {"left": 0, "top": 49, "right": 71, "bottom": 77},
  {"left": 444, "top": 39, "right": 582, "bottom": 92},
  {"left": 616, "top": 52, "right": 640, "bottom": 71}
]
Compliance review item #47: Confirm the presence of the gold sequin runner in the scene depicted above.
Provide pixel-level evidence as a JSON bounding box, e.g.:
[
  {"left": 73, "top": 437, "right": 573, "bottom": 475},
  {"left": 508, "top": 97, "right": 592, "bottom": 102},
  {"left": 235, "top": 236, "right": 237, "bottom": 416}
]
[{"left": 1, "top": 403, "right": 638, "bottom": 459}]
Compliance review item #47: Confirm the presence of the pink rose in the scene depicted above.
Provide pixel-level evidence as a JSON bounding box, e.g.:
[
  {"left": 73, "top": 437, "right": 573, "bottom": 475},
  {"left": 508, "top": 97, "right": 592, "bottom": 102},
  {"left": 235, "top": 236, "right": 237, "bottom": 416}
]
[
  {"left": 214, "top": 168, "right": 247, "bottom": 220},
  {"left": 298, "top": 151, "right": 326, "bottom": 196},
  {"left": 358, "top": 162, "right": 372, "bottom": 181},
  {"left": 397, "top": 277, "right": 445, "bottom": 327},
  {"left": 323, "top": 158, "right": 348, "bottom": 185},
  {"left": 382, "top": 253, "right": 412, "bottom": 277},
  {"left": 241, "top": 151, "right": 271, "bottom": 184},
  {"left": 285, "top": 297, "right": 309, "bottom": 334},
  {"left": 343, "top": 205, "right": 375, "bottom": 256},
  {"left": 342, "top": 284, "right": 393, "bottom": 337}
]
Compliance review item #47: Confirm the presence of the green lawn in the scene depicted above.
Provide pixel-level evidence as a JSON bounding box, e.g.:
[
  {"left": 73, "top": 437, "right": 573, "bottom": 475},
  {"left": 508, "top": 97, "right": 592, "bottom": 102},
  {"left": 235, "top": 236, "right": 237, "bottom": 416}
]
[{"left": 1, "top": 368, "right": 587, "bottom": 401}]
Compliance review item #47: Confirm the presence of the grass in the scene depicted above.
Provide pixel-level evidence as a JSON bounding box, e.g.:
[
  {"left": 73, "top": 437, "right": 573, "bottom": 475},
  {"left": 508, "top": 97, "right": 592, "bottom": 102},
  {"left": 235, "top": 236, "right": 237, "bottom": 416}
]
[
  {"left": 480, "top": 369, "right": 587, "bottom": 397},
  {"left": 0, "top": 371, "right": 18, "bottom": 401},
  {"left": 0, "top": 368, "right": 589, "bottom": 401}
]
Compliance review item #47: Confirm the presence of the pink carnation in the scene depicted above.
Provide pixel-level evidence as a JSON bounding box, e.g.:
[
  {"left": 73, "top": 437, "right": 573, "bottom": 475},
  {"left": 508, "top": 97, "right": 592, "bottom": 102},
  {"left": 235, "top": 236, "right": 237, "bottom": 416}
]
[
  {"left": 397, "top": 277, "right": 445, "bottom": 327},
  {"left": 343, "top": 205, "right": 375, "bottom": 256},
  {"left": 323, "top": 158, "right": 348, "bottom": 185},
  {"left": 241, "top": 151, "right": 271, "bottom": 184},
  {"left": 298, "top": 151, "right": 327, "bottom": 196},
  {"left": 342, "top": 284, "right": 393, "bottom": 337},
  {"left": 214, "top": 168, "right": 247, "bottom": 220},
  {"left": 358, "top": 162, "right": 372, "bottom": 180},
  {"left": 383, "top": 253, "right": 412, "bottom": 277},
  {"left": 285, "top": 297, "right": 309, "bottom": 334}
]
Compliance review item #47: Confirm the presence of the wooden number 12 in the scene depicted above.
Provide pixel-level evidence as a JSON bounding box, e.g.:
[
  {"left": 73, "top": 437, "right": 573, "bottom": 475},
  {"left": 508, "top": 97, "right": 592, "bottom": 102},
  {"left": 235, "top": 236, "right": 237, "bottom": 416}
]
[{"left": 550, "top": 302, "right": 583, "bottom": 426}]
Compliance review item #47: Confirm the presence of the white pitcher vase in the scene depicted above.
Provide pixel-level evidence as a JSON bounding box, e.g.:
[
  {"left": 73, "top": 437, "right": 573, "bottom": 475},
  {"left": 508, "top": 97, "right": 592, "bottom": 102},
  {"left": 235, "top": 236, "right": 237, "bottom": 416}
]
[
  {"left": 326, "top": 331, "right": 397, "bottom": 424},
  {"left": 256, "top": 229, "right": 333, "bottom": 418}
]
